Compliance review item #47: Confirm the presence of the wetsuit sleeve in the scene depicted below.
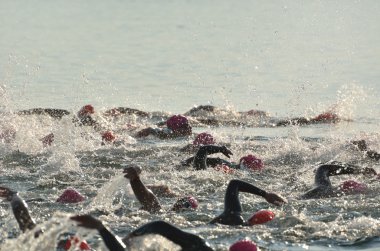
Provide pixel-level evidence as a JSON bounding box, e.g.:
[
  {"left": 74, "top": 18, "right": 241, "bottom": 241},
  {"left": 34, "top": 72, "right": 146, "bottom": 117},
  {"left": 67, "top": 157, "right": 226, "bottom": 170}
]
[
  {"left": 193, "top": 145, "right": 229, "bottom": 170},
  {"left": 129, "top": 177, "right": 162, "bottom": 213},
  {"left": 129, "top": 221, "right": 213, "bottom": 251},
  {"left": 98, "top": 227, "right": 126, "bottom": 251},
  {"left": 223, "top": 179, "right": 267, "bottom": 213},
  {"left": 10, "top": 194, "right": 37, "bottom": 232},
  {"left": 314, "top": 163, "right": 360, "bottom": 186},
  {"left": 210, "top": 180, "right": 267, "bottom": 226}
]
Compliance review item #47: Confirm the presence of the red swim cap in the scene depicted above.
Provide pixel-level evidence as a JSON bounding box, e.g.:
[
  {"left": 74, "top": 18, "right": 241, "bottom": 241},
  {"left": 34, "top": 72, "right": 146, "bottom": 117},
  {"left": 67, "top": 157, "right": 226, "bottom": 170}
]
[
  {"left": 239, "top": 155, "right": 264, "bottom": 171},
  {"left": 174, "top": 196, "right": 198, "bottom": 210},
  {"left": 339, "top": 180, "right": 367, "bottom": 193},
  {"left": 193, "top": 132, "right": 215, "bottom": 146},
  {"left": 229, "top": 240, "right": 257, "bottom": 251},
  {"left": 214, "top": 164, "right": 235, "bottom": 174},
  {"left": 166, "top": 115, "right": 189, "bottom": 132},
  {"left": 57, "top": 188, "right": 86, "bottom": 203},
  {"left": 102, "top": 131, "right": 116, "bottom": 142},
  {"left": 78, "top": 105, "right": 95, "bottom": 116},
  {"left": 248, "top": 210, "right": 275, "bottom": 225},
  {"left": 64, "top": 236, "right": 91, "bottom": 250}
]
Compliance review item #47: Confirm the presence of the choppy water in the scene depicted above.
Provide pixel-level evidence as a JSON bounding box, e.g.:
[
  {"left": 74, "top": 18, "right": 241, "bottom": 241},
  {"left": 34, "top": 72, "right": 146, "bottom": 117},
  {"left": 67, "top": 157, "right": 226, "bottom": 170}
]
[{"left": 0, "top": 0, "right": 380, "bottom": 250}]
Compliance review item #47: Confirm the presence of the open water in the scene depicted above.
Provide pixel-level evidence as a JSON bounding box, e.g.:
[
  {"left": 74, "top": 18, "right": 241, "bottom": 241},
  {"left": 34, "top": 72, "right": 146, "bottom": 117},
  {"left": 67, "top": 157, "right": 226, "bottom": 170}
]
[{"left": 0, "top": 0, "right": 379, "bottom": 250}]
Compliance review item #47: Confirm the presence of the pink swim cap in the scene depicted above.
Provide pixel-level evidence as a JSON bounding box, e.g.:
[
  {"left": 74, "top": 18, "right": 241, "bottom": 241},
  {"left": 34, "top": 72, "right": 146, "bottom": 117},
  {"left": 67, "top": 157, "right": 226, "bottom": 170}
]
[
  {"left": 248, "top": 210, "right": 275, "bottom": 225},
  {"left": 230, "top": 240, "right": 257, "bottom": 251},
  {"left": 78, "top": 105, "right": 95, "bottom": 116},
  {"left": 57, "top": 188, "right": 86, "bottom": 203},
  {"left": 339, "top": 180, "right": 368, "bottom": 193},
  {"left": 193, "top": 132, "right": 215, "bottom": 146},
  {"left": 102, "top": 131, "right": 116, "bottom": 142},
  {"left": 166, "top": 115, "right": 189, "bottom": 132},
  {"left": 239, "top": 155, "right": 264, "bottom": 171}
]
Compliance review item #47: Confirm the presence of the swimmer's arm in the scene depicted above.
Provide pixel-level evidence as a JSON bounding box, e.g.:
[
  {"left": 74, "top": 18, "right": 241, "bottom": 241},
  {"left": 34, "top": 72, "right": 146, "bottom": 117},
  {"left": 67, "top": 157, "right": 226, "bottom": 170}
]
[
  {"left": 323, "top": 163, "right": 375, "bottom": 176},
  {"left": 129, "top": 177, "right": 162, "bottom": 213},
  {"left": 71, "top": 215, "right": 126, "bottom": 251},
  {"left": 127, "top": 221, "right": 212, "bottom": 250},
  {"left": 10, "top": 194, "right": 37, "bottom": 232},
  {"left": 0, "top": 187, "right": 37, "bottom": 232},
  {"left": 123, "top": 168, "right": 162, "bottom": 213},
  {"left": 98, "top": 227, "right": 126, "bottom": 251},
  {"left": 193, "top": 145, "right": 232, "bottom": 170}
]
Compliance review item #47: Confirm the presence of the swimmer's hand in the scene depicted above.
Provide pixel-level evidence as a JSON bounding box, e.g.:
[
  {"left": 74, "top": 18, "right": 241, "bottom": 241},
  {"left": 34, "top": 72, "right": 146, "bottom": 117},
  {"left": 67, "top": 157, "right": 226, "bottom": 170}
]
[
  {"left": 70, "top": 215, "right": 104, "bottom": 230},
  {"left": 352, "top": 140, "right": 368, "bottom": 151},
  {"left": 221, "top": 146, "right": 233, "bottom": 158},
  {"left": 123, "top": 165, "right": 142, "bottom": 180},
  {"left": 265, "top": 192, "right": 287, "bottom": 206},
  {"left": 362, "top": 167, "right": 377, "bottom": 177},
  {"left": 0, "top": 186, "right": 16, "bottom": 201}
]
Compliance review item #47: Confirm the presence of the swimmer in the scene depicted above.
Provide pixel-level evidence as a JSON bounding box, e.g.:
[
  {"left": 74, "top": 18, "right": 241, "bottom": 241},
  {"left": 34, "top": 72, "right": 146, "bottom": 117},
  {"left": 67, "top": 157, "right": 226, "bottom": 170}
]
[
  {"left": 123, "top": 165, "right": 198, "bottom": 213},
  {"left": 71, "top": 215, "right": 213, "bottom": 251},
  {"left": 352, "top": 140, "right": 380, "bottom": 161},
  {"left": 17, "top": 108, "right": 70, "bottom": 119},
  {"left": 136, "top": 115, "right": 192, "bottom": 139},
  {"left": 301, "top": 162, "right": 377, "bottom": 199},
  {"left": 0, "top": 186, "right": 92, "bottom": 250},
  {"left": 103, "top": 107, "right": 150, "bottom": 117},
  {"left": 182, "top": 145, "right": 264, "bottom": 171},
  {"left": 276, "top": 111, "right": 340, "bottom": 127},
  {"left": 210, "top": 179, "right": 286, "bottom": 226}
]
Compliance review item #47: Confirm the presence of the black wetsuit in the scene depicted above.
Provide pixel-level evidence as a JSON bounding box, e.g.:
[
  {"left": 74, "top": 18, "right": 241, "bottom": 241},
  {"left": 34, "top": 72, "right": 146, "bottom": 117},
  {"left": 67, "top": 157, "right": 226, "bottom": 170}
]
[
  {"left": 98, "top": 227, "right": 126, "bottom": 251},
  {"left": 182, "top": 145, "right": 236, "bottom": 170},
  {"left": 210, "top": 179, "right": 267, "bottom": 226},
  {"left": 129, "top": 221, "right": 213, "bottom": 251},
  {"left": 301, "top": 163, "right": 362, "bottom": 199},
  {"left": 17, "top": 108, "right": 70, "bottom": 119}
]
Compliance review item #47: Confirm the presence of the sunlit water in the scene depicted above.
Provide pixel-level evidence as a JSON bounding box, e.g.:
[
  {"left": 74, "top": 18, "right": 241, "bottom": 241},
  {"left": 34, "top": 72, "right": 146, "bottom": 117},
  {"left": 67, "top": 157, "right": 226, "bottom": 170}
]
[{"left": 0, "top": 0, "right": 380, "bottom": 250}]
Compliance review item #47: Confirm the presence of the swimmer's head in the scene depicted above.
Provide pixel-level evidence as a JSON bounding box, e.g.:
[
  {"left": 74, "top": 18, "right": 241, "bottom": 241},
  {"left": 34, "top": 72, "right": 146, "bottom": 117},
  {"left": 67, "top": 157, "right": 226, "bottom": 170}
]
[
  {"left": 171, "top": 196, "right": 198, "bottom": 211},
  {"left": 193, "top": 132, "right": 215, "bottom": 146},
  {"left": 339, "top": 180, "right": 368, "bottom": 194},
  {"left": 56, "top": 188, "right": 86, "bottom": 203},
  {"left": 101, "top": 131, "right": 116, "bottom": 143},
  {"left": 78, "top": 105, "right": 95, "bottom": 116},
  {"left": 63, "top": 236, "right": 91, "bottom": 250},
  {"left": 229, "top": 239, "right": 257, "bottom": 251},
  {"left": 247, "top": 210, "right": 275, "bottom": 226},
  {"left": 166, "top": 115, "right": 191, "bottom": 134},
  {"left": 239, "top": 155, "right": 264, "bottom": 171}
]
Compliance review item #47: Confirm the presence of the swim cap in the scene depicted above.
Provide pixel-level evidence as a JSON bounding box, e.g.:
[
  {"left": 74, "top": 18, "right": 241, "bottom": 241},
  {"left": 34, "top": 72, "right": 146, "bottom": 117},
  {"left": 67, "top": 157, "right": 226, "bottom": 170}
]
[
  {"left": 64, "top": 236, "right": 91, "bottom": 250},
  {"left": 229, "top": 240, "right": 257, "bottom": 251},
  {"left": 214, "top": 164, "right": 235, "bottom": 174},
  {"left": 248, "top": 210, "right": 275, "bottom": 225},
  {"left": 339, "top": 180, "right": 367, "bottom": 193},
  {"left": 175, "top": 196, "right": 198, "bottom": 210},
  {"left": 78, "top": 105, "right": 95, "bottom": 116},
  {"left": 101, "top": 131, "right": 116, "bottom": 142},
  {"left": 166, "top": 115, "right": 189, "bottom": 132},
  {"left": 239, "top": 155, "right": 264, "bottom": 171},
  {"left": 57, "top": 188, "right": 86, "bottom": 203},
  {"left": 193, "top": 132, "right": 215, "bottom": 146}
]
